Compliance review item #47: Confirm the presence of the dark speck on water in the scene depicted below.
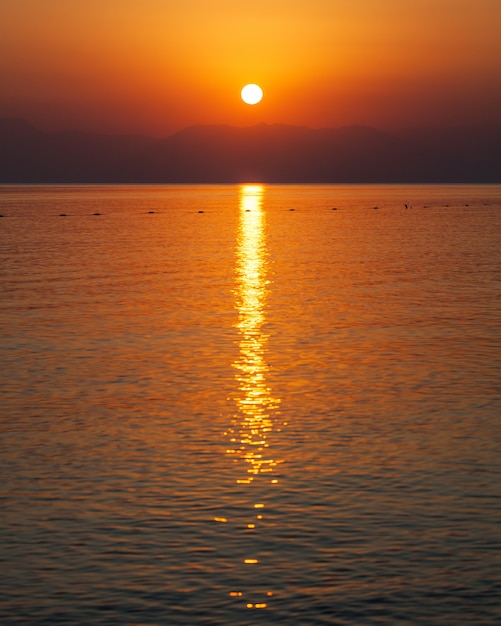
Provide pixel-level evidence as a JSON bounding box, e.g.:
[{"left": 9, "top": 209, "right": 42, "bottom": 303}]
[{"left": 1, "top": 183, "right": 500, "bottom": 625}]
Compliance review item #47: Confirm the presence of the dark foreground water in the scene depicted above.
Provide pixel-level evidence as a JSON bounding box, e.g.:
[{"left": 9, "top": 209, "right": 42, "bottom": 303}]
[{"left": 1, "top": 184, "right": 500, "bottom": 625}]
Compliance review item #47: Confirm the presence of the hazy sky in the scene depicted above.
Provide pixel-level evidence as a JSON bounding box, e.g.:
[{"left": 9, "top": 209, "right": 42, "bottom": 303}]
[{"left": 1, "top": 0, "right": 500, "bottom": 135}]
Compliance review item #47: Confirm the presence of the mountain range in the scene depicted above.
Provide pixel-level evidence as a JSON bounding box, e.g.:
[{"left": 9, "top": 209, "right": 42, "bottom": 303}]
[{"left": 0, "top": 118, "right": 499, "bottom": 183}]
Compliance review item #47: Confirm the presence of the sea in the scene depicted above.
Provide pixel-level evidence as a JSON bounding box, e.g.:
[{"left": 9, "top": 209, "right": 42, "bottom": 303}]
[{"left": 1, "top": 184, "right": 500, "bottom": 625}]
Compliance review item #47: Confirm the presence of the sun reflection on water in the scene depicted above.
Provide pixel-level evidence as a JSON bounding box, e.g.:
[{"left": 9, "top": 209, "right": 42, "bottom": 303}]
[
  {"left": 224, "top": 184, "right": 282, "bottom": 610},
  {"left": 228, "top": 185, "right": 281, "bottom": 484}
]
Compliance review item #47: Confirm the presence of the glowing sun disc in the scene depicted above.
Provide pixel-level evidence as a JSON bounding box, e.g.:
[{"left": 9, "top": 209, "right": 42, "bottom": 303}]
[{"left": 241, "top": 84, "right": 263, "bottom": 105}]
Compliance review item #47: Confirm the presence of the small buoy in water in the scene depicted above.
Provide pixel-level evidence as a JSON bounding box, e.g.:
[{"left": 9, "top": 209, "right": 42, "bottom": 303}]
[
  {"left": 198, "top": 210, "right": 204, "bottom": 213},
  {"left": 59, "top": 213, "right": 67, "bottom": 216},
  {"left": 373, "top": 206, "right": 379, "bottom": 210},
  {"left": 148, "top": 210, "right": 155, "bottom": 214},
  {"left": 93, "top": 212, "right": 101, "bottom": 216},
  {"left": 246, "top": 209, "right": 251, "bottom": 212},
  {"left": 289, "top": 208, "right": 295, "bottom": 211},
  {"left": 404, "top": 204, "right": 408, "bottom": 209},
  {"left": 331, "top": 207, "right": 338, "bottom": 211}
]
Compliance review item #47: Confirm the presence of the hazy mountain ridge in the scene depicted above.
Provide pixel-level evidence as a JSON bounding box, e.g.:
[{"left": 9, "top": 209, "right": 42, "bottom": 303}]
[{"left": 0, "top": 118, "right": 499, "bottom": 183}]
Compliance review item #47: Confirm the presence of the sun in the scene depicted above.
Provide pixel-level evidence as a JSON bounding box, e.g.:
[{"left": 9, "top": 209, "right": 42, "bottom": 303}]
[{"left": 241, "top": 84, "right": 263, "bottom": 105}]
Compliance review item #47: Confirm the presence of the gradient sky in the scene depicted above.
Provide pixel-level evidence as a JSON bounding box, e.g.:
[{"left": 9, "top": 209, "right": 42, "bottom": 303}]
[{"left": 1, "top": 0, "right": 500, "bottom": 135}]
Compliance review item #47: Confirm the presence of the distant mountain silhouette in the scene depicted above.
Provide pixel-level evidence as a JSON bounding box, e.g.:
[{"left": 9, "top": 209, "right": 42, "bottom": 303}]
[
  {"left": 0, "top": 118, "right": 155, "bottom": 183},
  {"left": 0, "top": 117, "right": 499, "bottom": 183}
]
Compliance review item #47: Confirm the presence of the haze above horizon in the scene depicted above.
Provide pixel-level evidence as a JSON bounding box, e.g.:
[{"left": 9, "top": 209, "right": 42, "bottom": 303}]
[{"left": 1, "top": 0, "right": 500, "bottom": 137}]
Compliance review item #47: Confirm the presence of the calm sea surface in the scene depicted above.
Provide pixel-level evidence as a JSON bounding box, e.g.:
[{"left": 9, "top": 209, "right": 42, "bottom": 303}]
[{"left": 1, "top": 184, "right": 500, "bottom": 625}]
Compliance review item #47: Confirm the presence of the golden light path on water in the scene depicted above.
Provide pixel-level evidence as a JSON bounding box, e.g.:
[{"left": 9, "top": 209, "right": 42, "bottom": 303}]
[{"left": 224, "top": 184, "right": 283, "bottom": 610}]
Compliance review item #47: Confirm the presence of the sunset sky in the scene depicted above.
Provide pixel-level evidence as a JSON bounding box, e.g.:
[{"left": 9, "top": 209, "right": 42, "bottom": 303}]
[{"left": 1, "top": 0, "right": 500, "bottom": 136}]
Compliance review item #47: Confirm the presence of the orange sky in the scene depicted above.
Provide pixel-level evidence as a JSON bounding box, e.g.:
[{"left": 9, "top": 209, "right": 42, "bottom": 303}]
[{"left": 1, "top": 0, "right": 500, "bottom": 135}]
